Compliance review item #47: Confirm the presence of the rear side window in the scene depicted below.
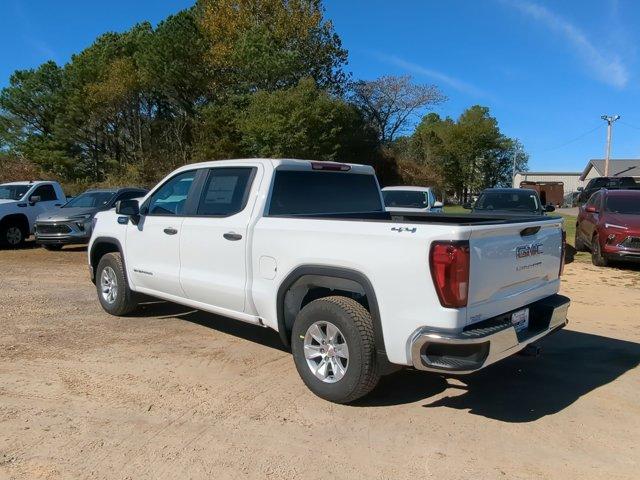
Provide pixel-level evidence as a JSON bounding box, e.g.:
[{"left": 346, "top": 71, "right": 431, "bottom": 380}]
[
  {"left": 196, "top": 167, "right": 255, "bottom": 216},
  {"left": 32, "top": 184, "right": 57, "bottom": 201},
  {"left": 269, "top": 171, "right": 383, "bottom": 215}
]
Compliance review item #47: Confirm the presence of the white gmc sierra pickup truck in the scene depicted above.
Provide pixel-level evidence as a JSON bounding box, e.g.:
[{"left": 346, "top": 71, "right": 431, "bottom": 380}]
[{"left": 88, "top": 158, "right": 570, "bottom": 403}]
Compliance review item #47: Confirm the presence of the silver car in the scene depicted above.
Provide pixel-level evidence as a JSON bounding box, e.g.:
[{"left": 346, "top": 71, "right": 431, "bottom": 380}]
[{"left": 35, "top": 188, "right": 147, "bottom": 250}]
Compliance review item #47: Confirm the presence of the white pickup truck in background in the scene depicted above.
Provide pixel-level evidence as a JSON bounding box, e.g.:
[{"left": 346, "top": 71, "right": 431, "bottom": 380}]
[
  {"left": 0, "top": 181, "right": 66, "bottom": 247},
  {"left": 89, "top": 159, "right": 570, "bottom": 403},
  {"left": 382, "top": 185, "right": 444, "bottom": 213}
]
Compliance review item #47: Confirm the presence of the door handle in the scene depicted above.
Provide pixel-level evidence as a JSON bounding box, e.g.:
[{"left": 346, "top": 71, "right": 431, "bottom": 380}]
[
  {"left": 223, "top": 232, "right": 243, "bottom": 241},
  {"left": 163, "top": 227, "right": 178, "bottom": 235}
]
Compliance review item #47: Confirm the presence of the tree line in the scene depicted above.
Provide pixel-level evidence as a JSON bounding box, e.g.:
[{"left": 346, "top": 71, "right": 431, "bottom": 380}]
[{"left": 0, "top": 0, "right": 527, "bottom": 199}]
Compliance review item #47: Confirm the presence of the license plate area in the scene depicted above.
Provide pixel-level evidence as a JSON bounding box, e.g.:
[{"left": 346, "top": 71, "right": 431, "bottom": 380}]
[{"left": 511, "top": 308, "right": 530, "bottom": 332}]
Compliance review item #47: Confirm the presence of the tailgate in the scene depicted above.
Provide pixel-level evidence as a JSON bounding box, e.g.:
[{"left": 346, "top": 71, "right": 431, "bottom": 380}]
[{"left": 466, "top": 219, "right": 563, "bottom": 326}]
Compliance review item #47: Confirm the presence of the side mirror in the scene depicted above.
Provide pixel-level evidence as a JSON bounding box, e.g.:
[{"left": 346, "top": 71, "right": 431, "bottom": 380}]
[
  {"left": 29, "top": 195, "right": 41, "bottom": 205},
  {"left": 585, "top": 205, "right": 598, "bottom": 213},
  {"left": 577, "top": 187, "right": 584, "bottom": 192},
  {"left": 545, "top": 204, "right": 556, "bottom": 212},
  {"left": 116, "top": 199, "right": 140, "bottom": 215},
  {"left": 433, "top": 201, "right": 444, "bottom": 208},
  {"left": 463, "top": 202, "right": 472, "bottom": 209}
]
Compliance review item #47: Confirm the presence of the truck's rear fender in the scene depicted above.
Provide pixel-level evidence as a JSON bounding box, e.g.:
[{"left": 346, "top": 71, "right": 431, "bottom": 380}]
[
  {"left": 276, "top": 265, "right": 389, "bottom": 362},
  {"left": 89, "top": 237, "right": 124, "bottom": 283}
]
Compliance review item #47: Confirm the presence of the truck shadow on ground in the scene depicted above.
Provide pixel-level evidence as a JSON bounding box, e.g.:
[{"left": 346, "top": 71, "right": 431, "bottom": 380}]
[
  {"left": 363, "top": 329, "right": 640, "bottom": 422},
  {"left": 130, "top": 302, "right": 639, "bottom": 422}
]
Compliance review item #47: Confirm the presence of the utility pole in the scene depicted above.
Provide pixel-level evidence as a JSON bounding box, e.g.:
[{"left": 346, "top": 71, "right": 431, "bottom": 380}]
[
  {"left": 512, "top": 151, "right": 518, "bottom": 187},
  {"left": 601, "top": 114, "right": 620, "bottom": 176}
]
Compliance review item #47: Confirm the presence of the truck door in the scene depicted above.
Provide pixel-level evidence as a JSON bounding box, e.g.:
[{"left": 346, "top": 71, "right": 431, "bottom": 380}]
[
  {"left": 179, "top": 164, "right": 261, "bottom": 313},
  {"left": 28, "top": 184, "right": 64, "bottom": 229},
  {"left": 125, "top": 170, "right": 198, "bottom": 297}
]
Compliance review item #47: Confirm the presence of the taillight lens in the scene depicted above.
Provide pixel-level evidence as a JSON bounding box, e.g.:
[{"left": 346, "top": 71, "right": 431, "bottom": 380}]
[
  {"left": 429, "top": 241, "right": 470, "bottom": 308},
  {"left": 559, "top": 230, "right": 566, "bottom": 277}
]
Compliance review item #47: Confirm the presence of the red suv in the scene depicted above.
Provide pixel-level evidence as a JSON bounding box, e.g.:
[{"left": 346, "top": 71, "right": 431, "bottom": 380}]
[{"left": 575, "top": 189, "right": 640, "bottom": 266}]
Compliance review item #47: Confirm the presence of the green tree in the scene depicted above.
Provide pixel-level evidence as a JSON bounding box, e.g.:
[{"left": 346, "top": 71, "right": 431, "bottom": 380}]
[
  {"left": 407, "top": 106, "right": 528, "bottom": 200},
  {"left": 239, "top": 78, "right": 376, "bottom": 162}
]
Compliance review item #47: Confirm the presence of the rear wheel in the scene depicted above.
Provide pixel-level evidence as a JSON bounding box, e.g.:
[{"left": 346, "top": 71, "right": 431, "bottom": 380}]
[
  {"left": 96, "top": 252, "right": 138, "bottom": 315},
  {"left": 291, "top": 296, "right": 380, "bottom": 404},
  {"left": 1, "top": 223, "right": 25, "bottom": 248},
  {"left": 591, "top": 234, "right": 608, "bottom": 267}
]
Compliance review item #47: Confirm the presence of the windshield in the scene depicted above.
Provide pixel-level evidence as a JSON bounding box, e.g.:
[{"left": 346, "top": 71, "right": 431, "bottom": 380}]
[
  {"left": 0, "top": 184, "right": 29, "bottom": 201},
  {"left": 475, "top": 191, "right": 540, "bottom": 212},
  {"left": 605, "top": 196, "right": 640, "bottom": 215},
  {"left": 382, "top": 190, "right": 428, "bottom": 209},
  {"left": 64, "top": 191, "right": 114, "bottom": 209}
]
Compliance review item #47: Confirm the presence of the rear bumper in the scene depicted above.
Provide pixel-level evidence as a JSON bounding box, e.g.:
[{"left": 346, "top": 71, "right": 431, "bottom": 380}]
[{"left": 410, "top": 294, "right": 570, "bottom": 373}]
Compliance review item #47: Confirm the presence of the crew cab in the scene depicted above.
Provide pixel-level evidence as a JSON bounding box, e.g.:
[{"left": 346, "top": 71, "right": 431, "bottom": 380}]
[
  {"left": 89, "top": 159, "right": 570, "bottom": 403},
  {"left": 382, "top": 186, "right": 443, "bottom": 213},
  {"left": 0, "top": 181, "right": 66, "bottom": 247}
]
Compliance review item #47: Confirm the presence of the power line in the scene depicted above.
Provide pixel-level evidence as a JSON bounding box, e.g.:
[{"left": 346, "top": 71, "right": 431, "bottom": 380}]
[
  {"left": 535, "top": 124, "right": 602, "bottom": 153},
  {"left": 619, "top": 120, "right": 640, "bottom": 131}
]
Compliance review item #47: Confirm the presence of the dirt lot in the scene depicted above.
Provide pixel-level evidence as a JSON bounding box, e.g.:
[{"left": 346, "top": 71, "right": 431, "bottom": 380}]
[{"left": 1, "top": 245, "right": 639, "bottom": 480}]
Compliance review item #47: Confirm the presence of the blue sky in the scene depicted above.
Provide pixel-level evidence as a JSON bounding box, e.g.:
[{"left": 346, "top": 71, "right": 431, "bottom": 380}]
[{"left": 1, "top": 0, "right": 639, "bottom": 172}]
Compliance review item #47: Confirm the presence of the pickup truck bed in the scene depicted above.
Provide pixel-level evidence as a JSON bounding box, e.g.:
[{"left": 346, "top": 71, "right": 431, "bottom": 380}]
[{"left": 89, "top": 158, "right": 570, "bottom": 403}]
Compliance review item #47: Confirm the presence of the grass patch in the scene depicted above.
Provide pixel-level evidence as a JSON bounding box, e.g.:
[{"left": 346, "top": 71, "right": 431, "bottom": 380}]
[{"left": 444, "top": 205, "right": 468, "bottom": 215}]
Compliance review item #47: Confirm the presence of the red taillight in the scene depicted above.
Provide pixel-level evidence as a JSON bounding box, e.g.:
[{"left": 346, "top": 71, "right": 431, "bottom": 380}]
[
  {"left": 429, "top": 241, "right": 470, "bottom": 308},
  {"left": 559, "top": 230, "right": 566, "bottom": 277}
]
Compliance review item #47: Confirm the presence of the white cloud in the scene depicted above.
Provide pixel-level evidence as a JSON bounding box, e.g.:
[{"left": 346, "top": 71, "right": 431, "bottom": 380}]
[
  {"left": 502, "top": 0, "right": 629, "bottom": 88},
  {"left": 373, "top": 53, "right": 490, "bottom": 99}
]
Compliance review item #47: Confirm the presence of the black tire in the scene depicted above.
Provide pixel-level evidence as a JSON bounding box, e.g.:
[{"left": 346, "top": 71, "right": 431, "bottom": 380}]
[
  {"left": 291, "top": 296, "right": 380, "bottom": 404},
  {"left": 591, "top": 234, "right": 608, "bottom": 267},
  {"left": 574, "top": 225, "right": 587, "bottom": 252},
  {"left": 95, "top": 252, "right": 138, "bottom": 316},
  {"left": 1, "top": 222, "right": 26, "bottom": 248},
  {"left": 43, "top": 244, "right": 63, "bottom": 251}
]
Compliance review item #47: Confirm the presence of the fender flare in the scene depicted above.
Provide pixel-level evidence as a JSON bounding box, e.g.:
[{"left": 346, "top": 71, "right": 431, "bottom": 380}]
[
  {"left": 89, "top": 236, "right": 125, "bottom": 282},
  {"left": 276, "top": 265, "right": 387, "bottom": 359}
]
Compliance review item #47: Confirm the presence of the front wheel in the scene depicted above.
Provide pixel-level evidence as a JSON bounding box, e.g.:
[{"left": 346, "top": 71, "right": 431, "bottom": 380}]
[
  {"left": 574, "top": 225, "right": 587, "bottom": 252},
  {"left": 291, "top": 296, "right": 380, "bottom": 404},
  {"left": 95, "top": 252, "right": 138, "bottom": 315},
  {"left": 1, "top": 223, "right": 25, "bottom": 248},
  {"left": 591, "top": 235, "right": 609, "bottom": 267}
]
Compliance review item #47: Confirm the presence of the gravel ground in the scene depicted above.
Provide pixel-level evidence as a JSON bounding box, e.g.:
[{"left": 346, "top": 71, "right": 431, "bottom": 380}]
[{"left": 0, "top": 244, "right": 639, "bottom": 480}]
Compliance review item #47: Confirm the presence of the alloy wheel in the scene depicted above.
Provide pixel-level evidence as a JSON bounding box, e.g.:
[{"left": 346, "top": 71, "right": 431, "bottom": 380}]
[{"left": 303, "top": 321, "right": 349, "bottom": 383}]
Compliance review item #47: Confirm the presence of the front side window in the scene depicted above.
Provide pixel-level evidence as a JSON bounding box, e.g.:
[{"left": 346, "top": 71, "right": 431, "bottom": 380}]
[
  {"left": 146, "top": 170, "right": 196, "bottom": 216},
  {"left": 269, "top": 171, "right": 383, "bottom": 216},
  {"left": 586, "top": 192, "right": 601, "bottom": 208},
  {"left": 32, "top": 184, "right": 57, "bottom": 201},
  {"left": 64, "top": 191, "right": 114, "bottom": 208},
  {"left": 197, "top": 168, "right": 254, "bottom": 216},
  {"left": 382, "top": 190, "right": 428, "bottom": 209},
  {"left": 0, "top": 184, "right": 29, "bottom": 200}
]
